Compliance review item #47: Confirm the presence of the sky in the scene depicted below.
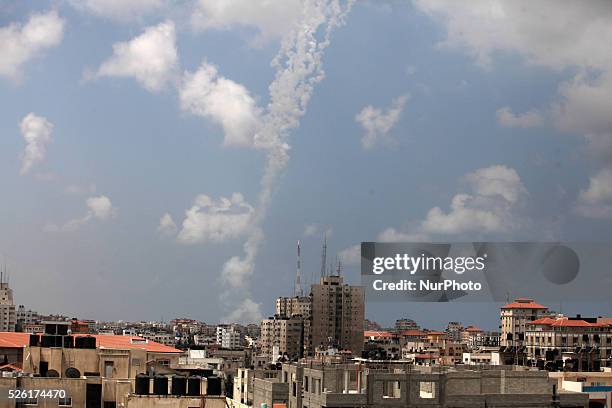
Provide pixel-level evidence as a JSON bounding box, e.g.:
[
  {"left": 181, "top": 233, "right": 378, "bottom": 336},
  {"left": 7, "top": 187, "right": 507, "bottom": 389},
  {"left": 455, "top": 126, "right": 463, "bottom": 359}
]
[{"left": 1, "top": 0, "right": 611, "bottom": 330}]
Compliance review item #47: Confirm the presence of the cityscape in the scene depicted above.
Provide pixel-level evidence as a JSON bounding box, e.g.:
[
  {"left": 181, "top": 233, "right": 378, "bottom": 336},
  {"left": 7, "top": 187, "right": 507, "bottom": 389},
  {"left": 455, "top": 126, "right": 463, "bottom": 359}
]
[
  {"left": 2, "top": 0, "right": 612, "bottom": 407},
  {"left": 0, "top": 245, "right": 610, "bottom": 407}
]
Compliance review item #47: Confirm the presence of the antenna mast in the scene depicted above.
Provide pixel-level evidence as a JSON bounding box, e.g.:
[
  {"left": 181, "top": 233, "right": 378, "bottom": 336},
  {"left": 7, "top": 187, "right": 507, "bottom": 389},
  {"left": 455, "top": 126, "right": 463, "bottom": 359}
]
[
  {"left": 295, "top": 240, "right": 303, "bottom": 297},
  {"left": 320, "top": 235, "right": 327, "bottom": 278}
]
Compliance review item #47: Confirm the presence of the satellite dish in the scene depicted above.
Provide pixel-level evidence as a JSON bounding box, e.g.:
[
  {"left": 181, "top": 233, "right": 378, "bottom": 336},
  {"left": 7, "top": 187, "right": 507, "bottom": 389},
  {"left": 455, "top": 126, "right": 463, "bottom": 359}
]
[
  {"left": 46, "top": 369, "right": 60, "bottom": 378},
  {"left": 65, "top": 367, "right": 81, "bottom": 378}
]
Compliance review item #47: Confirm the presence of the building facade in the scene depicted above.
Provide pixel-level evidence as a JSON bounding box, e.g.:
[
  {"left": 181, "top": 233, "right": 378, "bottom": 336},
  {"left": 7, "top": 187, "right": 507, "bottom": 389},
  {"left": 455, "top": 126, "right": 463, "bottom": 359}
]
[{"left": 310, "top": 275, "right": 364, "bottom": 357}]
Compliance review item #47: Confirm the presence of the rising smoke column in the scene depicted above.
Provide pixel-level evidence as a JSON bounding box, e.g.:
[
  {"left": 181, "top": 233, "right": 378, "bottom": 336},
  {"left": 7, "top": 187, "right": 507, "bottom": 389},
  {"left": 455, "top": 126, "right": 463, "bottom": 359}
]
[{"left": 221, "top": 0, "right": 354, "bottom": 323}]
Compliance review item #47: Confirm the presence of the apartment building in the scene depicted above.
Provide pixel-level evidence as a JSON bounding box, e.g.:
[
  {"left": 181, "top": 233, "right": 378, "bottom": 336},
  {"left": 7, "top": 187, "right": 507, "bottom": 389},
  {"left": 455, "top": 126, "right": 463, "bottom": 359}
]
[
  {"left": 310, "top": 275, "right": 364, "bottom": 357},
  {"left": 500, "top": 298, "right": 551, "bottom": 347},
  {"left": 525, "top": 315, "right": 612, "bottom": 370},
  {"left": 260, "top": 316, "right": 304, "bottom": 361}
]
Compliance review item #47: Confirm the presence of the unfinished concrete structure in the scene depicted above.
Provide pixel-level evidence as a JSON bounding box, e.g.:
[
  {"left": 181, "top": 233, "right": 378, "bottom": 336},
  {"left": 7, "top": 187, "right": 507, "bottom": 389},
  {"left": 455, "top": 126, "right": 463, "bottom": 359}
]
[{"left": 270, "top": 362, "right": 589, "bottom": 408}]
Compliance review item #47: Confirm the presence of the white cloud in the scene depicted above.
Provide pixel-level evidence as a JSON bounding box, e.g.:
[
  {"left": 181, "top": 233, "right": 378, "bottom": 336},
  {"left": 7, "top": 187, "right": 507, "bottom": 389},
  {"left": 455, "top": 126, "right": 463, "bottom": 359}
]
[
  {"left": 223, "top": 298, "right": 262, "bottom": 324},
  {"left": 94, "top": 21, "right": 177, "bottom": 92},
  {"left": 413, "top": 0, "right": 612, "bottom": 218},
  {"left": 19, "top": 113, "right": 54, "bottom": 175},
  {"left": 338, "top": 244, "right": 360, "bottom": 265},
  {"left": 303, "top": 224, "right": 318, "bottom": 237},
  {"left": 176, "top": 193, "right": 253, "bottom": 244},
  {"left": 303, "top": 224, "right": 333, "bottom": 238},
  {"left": 374, "top": 165, "right": 527, "bottom": 240},
  {"left": 70, "top": 0, "right": 164, "bottom": 22},
  {"left": 356, "top": 95, "right": 408, "bottom": 149},
  {"left": 157, "top": 213, "right": 178, "bottom": 235},
  {"left": 180, "top": 62, "right": 262, "bottom": 147},
  {"left": 0, "top": 11, "right": 64, "bottom": 80},
  {"left": 496, "top": 107, "right": 543, "bottom": 128},
  {"left": 575, "top": 168, "right": 612, "bottom": 219},
  {"left": 46, "top": 195, "right": 117, "bottom": 232},
  {"left": 191, "top": 0, "right": 302, "bottom": 44}
]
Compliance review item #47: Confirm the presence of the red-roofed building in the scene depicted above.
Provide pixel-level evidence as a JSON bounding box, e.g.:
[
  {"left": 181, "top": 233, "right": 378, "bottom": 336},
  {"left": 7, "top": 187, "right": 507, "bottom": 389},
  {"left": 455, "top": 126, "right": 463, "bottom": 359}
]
[
  {"left": 500, "top": 298, "right": 551, "bottom": 347},
  {"left": 525, "top": 316, "right": 612, "bottom": 370}
]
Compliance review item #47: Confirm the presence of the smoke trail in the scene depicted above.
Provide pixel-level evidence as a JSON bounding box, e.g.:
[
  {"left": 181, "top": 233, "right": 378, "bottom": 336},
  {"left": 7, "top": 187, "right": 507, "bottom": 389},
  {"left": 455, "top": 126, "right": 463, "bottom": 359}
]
[{"left": 221, "top": 0, "right": 354, "bottom": 322}]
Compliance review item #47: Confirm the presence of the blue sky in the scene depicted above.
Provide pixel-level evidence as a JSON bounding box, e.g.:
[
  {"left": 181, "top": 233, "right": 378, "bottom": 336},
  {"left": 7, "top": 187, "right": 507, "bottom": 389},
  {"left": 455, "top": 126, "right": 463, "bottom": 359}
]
[{"left": 1, "top": 0, "right": 611, "bottom": 329}]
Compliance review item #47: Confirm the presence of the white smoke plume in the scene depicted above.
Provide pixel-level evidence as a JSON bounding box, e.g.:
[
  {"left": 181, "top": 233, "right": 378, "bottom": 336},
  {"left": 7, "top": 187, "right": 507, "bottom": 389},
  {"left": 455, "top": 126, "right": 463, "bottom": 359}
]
[{"left": 221, "top": 0, "right": 354, "bottom": 323}]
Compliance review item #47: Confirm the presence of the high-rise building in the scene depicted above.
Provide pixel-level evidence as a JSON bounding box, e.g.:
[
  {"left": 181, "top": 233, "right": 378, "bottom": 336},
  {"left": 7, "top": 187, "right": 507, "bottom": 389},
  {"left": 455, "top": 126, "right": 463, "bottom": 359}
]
[
  {"left": 500, "top": 298, "right": 550, "bottom": 347},
  {"left": 394, "top": 318, "right": 419, "bottom": 332},
  {"left": 216, "top": 325, "right": 242, "bottom": 349},
  {"left": 0, "top": 279, "right": 16, "bottom": 332},
  {"left": 260, "top": 316, "right": 304, "bottom": 361},
  {"left": 310, "top": 275, "right": 364, "bottom": 356},
  {"left": 276, "top": 295, "right": 312, "bottom": 355}
]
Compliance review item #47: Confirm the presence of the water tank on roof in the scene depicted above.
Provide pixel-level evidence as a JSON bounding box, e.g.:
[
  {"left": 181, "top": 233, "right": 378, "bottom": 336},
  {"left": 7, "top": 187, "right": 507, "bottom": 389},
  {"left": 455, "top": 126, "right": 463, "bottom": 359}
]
[
  {"left": 187, "top": 376, "right": 201, "bottom": 396},
  {"left": 135, "top": 374, "right": 150, "bottom": 395},
  {"left": 171, "top": 375, "right": 187, "bottom": 396},
  {"left": 153, "top": 375, "right": 168, "bottom": 395},
  {"left": 29, "top": 334, "right": 40, "bottom": 347},
  {"left": 206, "top": 376, "right": 222, "bottom": 396}
]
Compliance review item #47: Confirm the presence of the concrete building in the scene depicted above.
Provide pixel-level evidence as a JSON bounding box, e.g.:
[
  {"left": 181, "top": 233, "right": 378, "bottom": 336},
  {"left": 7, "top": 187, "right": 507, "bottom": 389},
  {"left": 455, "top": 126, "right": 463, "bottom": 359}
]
[
  {"left": 217, "top": 325, "right": 243, "bottom": 349},
  {"left": 525, "top": 315, "right": 612, "bottom": 370},
  {"left": 395, "top": 318, "right": 419, "bottom": 332},
  {"left": 500, "top": 298, "right": 551, "bottom": 347},
  {"left": 0, "top": 280, "right": 16, "bottom": 332},
  {"left": 260, "top": 316, "right": 304, "bottom": 361},
  {"left": 231, "top": 367, "right": 284, "bottom": 407},
  {"left": 0, "top": 328, "right": 184, "bottom": 407},
  {"left": 273, "top": 362, "right": 588, "bottom": 408},
  {"left": 310, "top": 275, "right": 364, "bottom": 357},
  {"left": 551, "top": 369, "right": 612, "bottom": 408},
  {"left": 270, "top": 362, "right": 589, "bottom": 408}
]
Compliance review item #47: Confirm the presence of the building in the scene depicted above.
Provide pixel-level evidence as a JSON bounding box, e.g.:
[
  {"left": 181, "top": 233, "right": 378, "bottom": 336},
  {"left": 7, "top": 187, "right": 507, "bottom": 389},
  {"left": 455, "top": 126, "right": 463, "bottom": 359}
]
[
  {"left": 276, "top": 296, "right": 312, "bottom": 319},
  {"left": 500, "top": 298, "right": 551, "bottom": 347},
  {"left": 271, "top": 362, "right": 588, "bottom": 408},
  {"left": 525, "top": 315, "right": 612, "bottom": 370},
  {"left": 0, "top": 323, "right": 184, "bottom": 407},
  {"left": 260, "top": 316, "right": 304, "bottom": 361},
  {"left": 395, "top": 318, "right": 419, "bottom": 332},
  {"left": 216, "top": 325, "right": 243, "bottom": 349},
  {"left": 310, "top": 275, "right": 364, "bottom": 357},
  {"left": 0, "top": 278, "right": 16, "bottom": 332},
  {"left": 551, "top": 369, "right": 612, "bottom": 408}
]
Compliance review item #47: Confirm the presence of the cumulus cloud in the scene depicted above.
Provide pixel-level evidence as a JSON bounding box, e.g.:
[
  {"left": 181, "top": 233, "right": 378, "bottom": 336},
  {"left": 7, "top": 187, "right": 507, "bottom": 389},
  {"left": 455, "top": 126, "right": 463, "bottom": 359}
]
[
  {"left": 496, "top": 107, "right": 543, "bottom": 128},
  {"left": 338, "top": 244, "right": 360, "bottom": 265},
  {"left": 19, "top": 113, "right": 54, "bottom": 175},
  {"left": 303, "top": 224, "right": 333, "bottom": 238},
  {"left": 176, "top": 193, "right": 253, "bottom": 244},
  {"left": 69, "top": 0, "right": 165, "bottom": 22},
  {"left": 180, "top": 62, "right": 262, "bottom": 147},
  {"left": 414, "top": 0, "right": 612, "bottom": 219},
  {"left": 94, "top": 21, "right": 177, "bottom": 92},
  {"left": 0, "top": 10, "right": 64, "bottom": 80},
  {"left": 384, "top": 165, "right": 527, "bottom": 239},
  {"left": 46, "top": 195, "right": 117, "bottom": 232},
  {"left": 356, "top": 95, "right": 408, "bottom": 149},
  {"left": 157, "top": 213, "right": 178, "bottom": 235},
  {"left": 191, "top": 0, "right": 302, "bottom": 44},
  {"left": 575, "top": 168, "right": 612, "bottom": 219}
]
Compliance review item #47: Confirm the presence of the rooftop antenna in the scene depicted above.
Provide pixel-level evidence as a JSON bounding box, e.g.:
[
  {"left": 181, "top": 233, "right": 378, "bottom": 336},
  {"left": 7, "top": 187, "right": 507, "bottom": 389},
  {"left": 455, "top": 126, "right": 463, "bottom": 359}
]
[
  {"left": 295, "top": 240, "right": 303, "bottom": 297},
  {"left": 320, "top": 234, "right": 327, "bottom": 278},
  {"left": 336, "top": 258, "right": 343, "bottom": 276}
]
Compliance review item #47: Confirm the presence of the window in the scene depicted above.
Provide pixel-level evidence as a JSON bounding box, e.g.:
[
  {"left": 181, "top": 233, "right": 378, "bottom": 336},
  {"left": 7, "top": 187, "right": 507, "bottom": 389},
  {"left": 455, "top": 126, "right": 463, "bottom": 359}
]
[
  {"left": 22, "top": 397, "right": 38, "bottom": 405},
  {"left": 419, "top": 381, "right": 436, "bottom": 399},
  {"left": 104, "top": 361, "right": 114, "bottom": 378},
  {"left": 382, "top": 381, "right": 400, "bottom": 399},
  {"left": 59, "top": 397, "right": 72, "bottom": 406}
]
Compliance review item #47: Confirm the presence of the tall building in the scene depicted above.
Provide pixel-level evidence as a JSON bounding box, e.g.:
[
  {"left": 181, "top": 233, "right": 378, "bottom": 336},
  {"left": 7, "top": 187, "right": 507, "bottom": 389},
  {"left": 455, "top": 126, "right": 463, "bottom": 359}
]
[
  {"left": 276, "top": 295, "right": 312, "bottom": 355},
  {"left": 310, "top": 275, "right": 365, "bottom": 356},
  {"left": 260, "top": 316, "right": 304, "bottom": 361},
  {"left": 0, "top": 277, "right": 16, "bottom": 332},
  {"left": 216, "top": 325, "right": 242, "bottom": 349},
  {"left": 500, "top": 298, "right": 550, "bottom": 347},
  {"left": 395, "top": 318, "right": 419, "bottom": 332}
]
